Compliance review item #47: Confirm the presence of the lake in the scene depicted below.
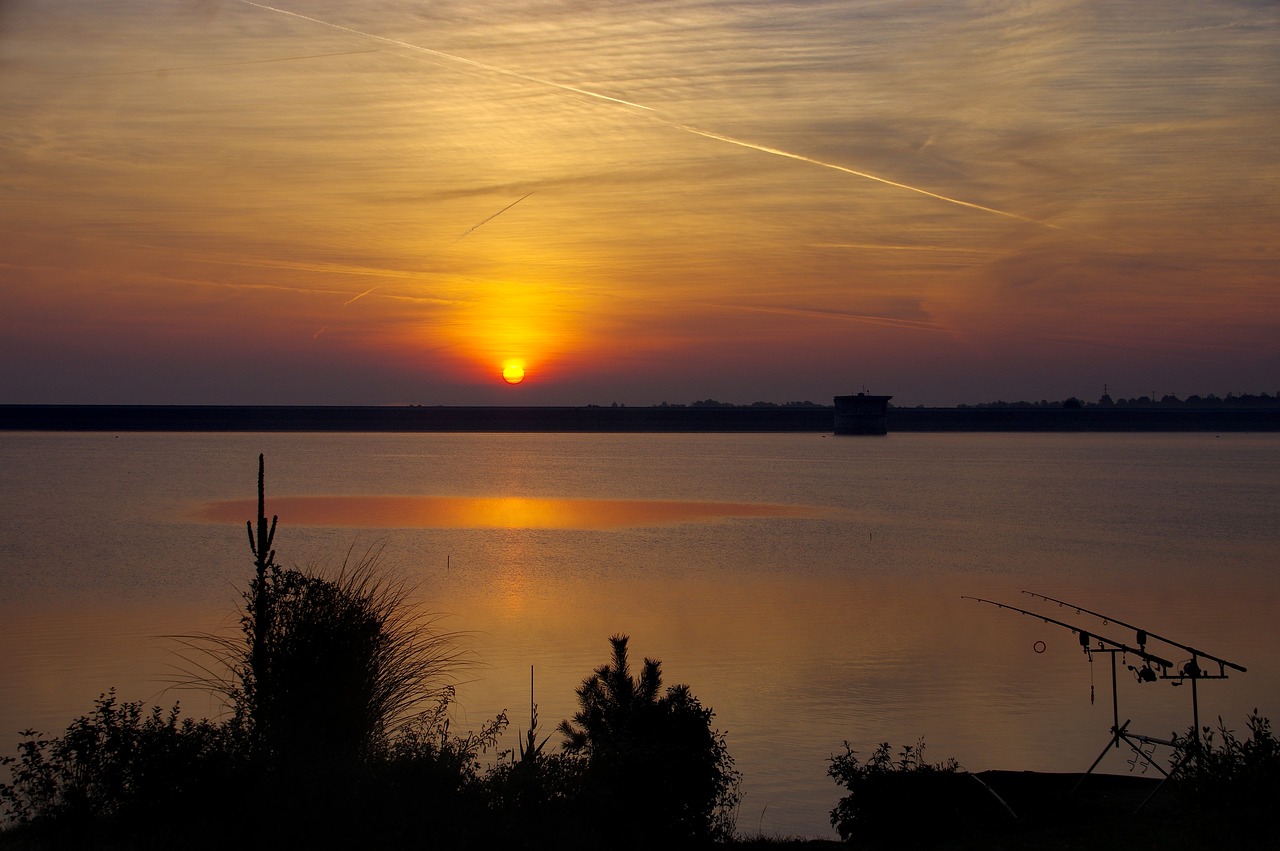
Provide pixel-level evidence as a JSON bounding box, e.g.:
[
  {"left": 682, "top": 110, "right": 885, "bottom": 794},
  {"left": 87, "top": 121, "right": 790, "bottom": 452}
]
[{"left": 2, "top": 431, "right": 1278, "bottom": 838}]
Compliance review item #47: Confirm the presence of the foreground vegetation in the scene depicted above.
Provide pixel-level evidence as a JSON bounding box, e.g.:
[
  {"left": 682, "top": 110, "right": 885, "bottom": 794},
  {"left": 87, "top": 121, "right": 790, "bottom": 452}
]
[
  {"left": 2, "top": 457, "right": 1277, "bottom": 848},
  {"left": 823, "top": 725, "right": 1279, "bottom": 850},
  {"left": 0, "top": 457, "right": 740, "bottom": 849}
]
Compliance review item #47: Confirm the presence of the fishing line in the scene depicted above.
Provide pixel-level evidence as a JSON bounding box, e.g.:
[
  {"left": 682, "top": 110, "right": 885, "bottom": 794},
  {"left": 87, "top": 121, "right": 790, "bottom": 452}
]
[{"left": 1088, "top": 647, "right": 1095, "bottom": 705}]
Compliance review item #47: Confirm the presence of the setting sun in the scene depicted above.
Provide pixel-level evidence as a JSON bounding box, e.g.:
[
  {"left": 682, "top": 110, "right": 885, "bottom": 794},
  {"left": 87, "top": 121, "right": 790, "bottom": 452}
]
[
  {"left": 502, "top": 362, "right": 525, "bottom": 384},
  {"left": 2, "top": 1, "right": 1276, "bottom": 408}
]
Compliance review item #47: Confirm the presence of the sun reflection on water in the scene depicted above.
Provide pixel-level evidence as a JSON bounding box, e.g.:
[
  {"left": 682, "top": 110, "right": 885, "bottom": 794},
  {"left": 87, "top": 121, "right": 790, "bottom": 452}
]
[{"left": 188, "top": 495, "right": 823, "bottom": 530}]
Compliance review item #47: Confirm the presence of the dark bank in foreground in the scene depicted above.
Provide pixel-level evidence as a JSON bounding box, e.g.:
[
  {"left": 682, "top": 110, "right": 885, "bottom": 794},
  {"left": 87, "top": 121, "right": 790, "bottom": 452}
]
[{"left": 4, "top": 403, "right": 1278, "bottom": 432}]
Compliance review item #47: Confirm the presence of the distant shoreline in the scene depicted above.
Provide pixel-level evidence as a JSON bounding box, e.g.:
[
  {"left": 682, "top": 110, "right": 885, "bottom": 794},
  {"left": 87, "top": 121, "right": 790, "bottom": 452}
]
[{"left": 3, "top": 404, "right": 1278, "bottom": 432}]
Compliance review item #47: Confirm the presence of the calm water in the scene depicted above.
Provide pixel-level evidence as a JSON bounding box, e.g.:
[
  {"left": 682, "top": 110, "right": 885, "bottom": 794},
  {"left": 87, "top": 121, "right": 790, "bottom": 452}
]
[{"left": 2, "top": 432, "right": 1278, "bottom": 837}]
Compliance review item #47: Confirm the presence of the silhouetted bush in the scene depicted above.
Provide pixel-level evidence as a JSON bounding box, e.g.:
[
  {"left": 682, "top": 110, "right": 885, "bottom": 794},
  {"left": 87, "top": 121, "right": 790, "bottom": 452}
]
[
  {"left": 344, "top": 686, "right": 510, "bottom": 847},
  {"left": 0, "top": 690, "right": 244, "bottom": 841},
  {"left": 479, "top": 682, "right": 587, "bottom": 848},
  {"left": 239, "top": 556, "right": 464, "bottom": 778},
  {"left": 482, "top": 750, "right": 587, "bottom": 848},
  {"left": 557, "top": 634, "right": 741, "bottom": 846},
  {"left": 1167, "top": 711, "right": 1280, "bottom": 842},
  {"left": 224, "top": 457, "right": 467, "bottom": 779},
  {"left": 828, "top": 739, "right": 961, "bottom": 843}
]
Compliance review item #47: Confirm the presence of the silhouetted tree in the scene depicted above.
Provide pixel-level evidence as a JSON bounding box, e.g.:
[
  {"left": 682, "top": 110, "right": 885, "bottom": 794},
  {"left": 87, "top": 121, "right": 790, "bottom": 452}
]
[
  {"left": 559, "top": 635, "right": 661, "bottom": 755},
  {"left": 557, "top": 635, "right": 740, "bottom": 845}
]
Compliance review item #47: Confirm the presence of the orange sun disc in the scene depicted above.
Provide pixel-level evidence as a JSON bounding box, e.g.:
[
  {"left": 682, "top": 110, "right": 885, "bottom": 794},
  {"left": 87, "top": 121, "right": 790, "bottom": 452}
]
[{"left": 502, "top": 364, "right": 525, "bottom": 384}]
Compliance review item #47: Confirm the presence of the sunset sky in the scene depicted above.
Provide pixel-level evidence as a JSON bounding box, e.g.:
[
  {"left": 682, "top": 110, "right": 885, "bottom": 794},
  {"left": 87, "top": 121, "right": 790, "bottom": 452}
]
[{"left": 2, "top": 0, "right": 1277, "bottom": 406}]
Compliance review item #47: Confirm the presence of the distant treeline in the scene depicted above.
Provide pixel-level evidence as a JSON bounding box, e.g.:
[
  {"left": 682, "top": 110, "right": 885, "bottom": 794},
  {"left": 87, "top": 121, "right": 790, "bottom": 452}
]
[
  {"left": 632, "top": 393, "right": 1280, "bottom": 410},
  {"left": 956, "top": 392, "right": 1280, "bottom": 410},
  {"left": 4, "top": 403, "right": 1280, "bottom": 432},
  {"left": 618, "top": 400, "right": 825, "bottom": 408}
]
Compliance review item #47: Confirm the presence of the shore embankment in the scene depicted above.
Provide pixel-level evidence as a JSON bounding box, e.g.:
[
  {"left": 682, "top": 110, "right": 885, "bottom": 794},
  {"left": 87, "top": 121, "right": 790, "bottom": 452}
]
[{"left": 2, "top": 404, "right": 1277, "bottom": 432}]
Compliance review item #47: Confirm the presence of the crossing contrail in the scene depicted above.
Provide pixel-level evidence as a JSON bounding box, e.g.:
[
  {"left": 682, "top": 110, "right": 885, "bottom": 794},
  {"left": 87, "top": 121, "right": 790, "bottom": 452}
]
[
  {"left": 238, "top": 1, "right": 1081, "bottom": 236},
  {"left": 662, "top": 121, "right": 1066, "bottom": 232},
  {"left": 338, "top": 192, "right": 532, "bottom": 309}
]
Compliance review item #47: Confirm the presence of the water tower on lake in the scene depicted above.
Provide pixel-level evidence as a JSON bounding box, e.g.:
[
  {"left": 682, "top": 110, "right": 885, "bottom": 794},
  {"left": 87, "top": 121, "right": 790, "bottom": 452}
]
[{"left": 833, "top": 392, "right": 892, "bottom": 435}]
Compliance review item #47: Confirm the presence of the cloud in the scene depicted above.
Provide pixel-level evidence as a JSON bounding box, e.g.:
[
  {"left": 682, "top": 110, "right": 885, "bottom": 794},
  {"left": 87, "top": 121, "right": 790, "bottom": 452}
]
[{"left": 2, "top": 0, "right": 1277, "bottom": 404}]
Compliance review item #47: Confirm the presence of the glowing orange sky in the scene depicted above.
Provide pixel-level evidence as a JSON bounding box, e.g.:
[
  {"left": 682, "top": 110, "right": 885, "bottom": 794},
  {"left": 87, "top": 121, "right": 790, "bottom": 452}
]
[{"left": 1, "top": 1, "right": 1276, "bottom": 405}]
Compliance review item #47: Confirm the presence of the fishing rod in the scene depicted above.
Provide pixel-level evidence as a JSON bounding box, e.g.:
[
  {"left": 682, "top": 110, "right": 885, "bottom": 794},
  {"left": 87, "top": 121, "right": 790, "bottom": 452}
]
[
  {"left": 964, "top": 594, "right": 1189, "bottom": 790},
  {"left": 968, "top": 592, "right": 1250, "bottom": 784},
  {"left": 961, "top": 596, "right": 1174, "bottom": 671},
  {"left": 1020, "top": 590, "right": 1246, "bottom": 678}
]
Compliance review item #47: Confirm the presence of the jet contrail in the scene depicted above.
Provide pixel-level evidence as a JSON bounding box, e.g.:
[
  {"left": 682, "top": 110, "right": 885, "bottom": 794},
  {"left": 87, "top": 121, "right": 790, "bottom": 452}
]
[
  {"left": 337, "top": 192, "right": 532, "bottom": 311},
  {"left": 238, "top": 1, "right": 653, "bottom": 111},
  {"left": 448, "top": 192, "right": 533, "bottom": 247},
  {"left": 662, "top": 121, "right": 1066, "bottom": 232},
  {"left": 239, "top": 1, "right": 1089, "bottom": 237},
  {"left": 342, "top": 285, "right": 379, "bottom": 306}
]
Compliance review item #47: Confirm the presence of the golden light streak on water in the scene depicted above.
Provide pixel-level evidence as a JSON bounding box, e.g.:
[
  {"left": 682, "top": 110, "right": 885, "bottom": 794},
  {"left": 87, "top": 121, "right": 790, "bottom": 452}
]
[{"left": 189, "top": 495, "right": 824, "bottom": 529}]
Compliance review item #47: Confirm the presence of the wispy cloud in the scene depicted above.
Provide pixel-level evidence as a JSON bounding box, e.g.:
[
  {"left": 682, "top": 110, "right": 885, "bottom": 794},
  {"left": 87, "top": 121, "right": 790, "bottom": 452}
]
[
  {"left": 808, "top": 243, "right": 998, "bottom": 255},
  {"left": 238, "top": 1, "right": 655, "bottom": 111},
  {"left": 3, "top": 0, "right": 1276, "bottom": 404},
  {"left": 56, "top": 49, "right": 380, "bottom": 80},
  {"left": 237, "top": 0, "right": 1081, "bottom": 237}
]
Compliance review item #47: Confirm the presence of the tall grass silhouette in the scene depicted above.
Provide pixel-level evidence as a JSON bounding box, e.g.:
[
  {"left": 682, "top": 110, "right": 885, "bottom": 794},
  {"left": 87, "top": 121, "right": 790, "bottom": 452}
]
[{"left": 172, "top": 455, "right": 467, "bottom": 777}]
